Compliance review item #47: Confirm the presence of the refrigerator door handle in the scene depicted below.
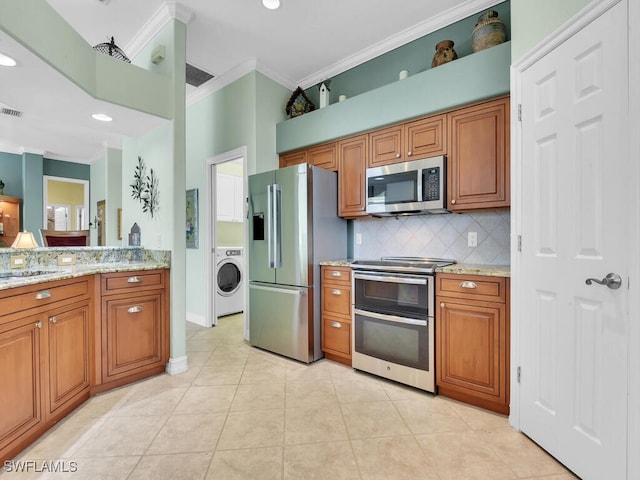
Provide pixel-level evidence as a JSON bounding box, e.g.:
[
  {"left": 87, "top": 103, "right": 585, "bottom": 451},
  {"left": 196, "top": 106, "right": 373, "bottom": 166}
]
[
  {"left": 273, "top": 183, "right": 282, "bottom": 268},
  {"left": 267, "top": 184, "right": 274, "bottom": 268}
]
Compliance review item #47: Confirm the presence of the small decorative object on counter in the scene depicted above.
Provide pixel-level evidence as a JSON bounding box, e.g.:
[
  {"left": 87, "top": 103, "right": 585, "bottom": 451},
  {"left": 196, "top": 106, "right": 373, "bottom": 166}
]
[
  {"left": 319, "top": 81, "right": 330, "bottom": 108},
  {"left": 338, "top": 95, "right": 347, "bottom": 102},
  {"left": 431, "top": 40, "right": 458, "bottom": 68},
  {"left": 285, "top": 86, "right": 315, "bottom": 118},
  {"left": 128, "top": 222, "right": 141, "bottom": 247},
  {"left": 0, "top": 178, "right": 4, "bottom": 195},
  {"left": 399, "top": 69, "right": 409, "bottom": 80},
  {"left": 472, "top": 10, "right": 507, "bottom": 53}
]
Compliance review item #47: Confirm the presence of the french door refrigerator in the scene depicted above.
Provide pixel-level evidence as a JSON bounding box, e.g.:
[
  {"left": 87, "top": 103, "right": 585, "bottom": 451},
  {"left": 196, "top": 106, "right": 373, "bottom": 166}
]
[{"left": 248, "top": 163, "right": 346, "bottom": 363}]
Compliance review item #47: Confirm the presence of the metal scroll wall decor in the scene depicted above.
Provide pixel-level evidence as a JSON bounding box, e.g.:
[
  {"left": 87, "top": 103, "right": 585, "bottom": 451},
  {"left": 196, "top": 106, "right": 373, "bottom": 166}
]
[{"left": 130, "top": 156, "right": 159, "bottom": 218}]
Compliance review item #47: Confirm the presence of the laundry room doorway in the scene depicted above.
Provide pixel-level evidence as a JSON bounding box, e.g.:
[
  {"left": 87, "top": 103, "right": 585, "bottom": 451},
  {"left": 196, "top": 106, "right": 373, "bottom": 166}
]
[{"left": 205, "top": 147, "right": 247, "bottom": 332}]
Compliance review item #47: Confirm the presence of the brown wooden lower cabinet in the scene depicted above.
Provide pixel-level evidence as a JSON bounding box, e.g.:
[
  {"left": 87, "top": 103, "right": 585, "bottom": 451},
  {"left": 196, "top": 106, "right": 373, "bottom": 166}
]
[
  {"left": 0, "top": 269, "right": 169, "bottom": 463},
  {"left": 436, "top": 273, "right": 510, "bottom": 414},
  {"left": 321, "top": 265, "right": 352, "bottom": 365}
]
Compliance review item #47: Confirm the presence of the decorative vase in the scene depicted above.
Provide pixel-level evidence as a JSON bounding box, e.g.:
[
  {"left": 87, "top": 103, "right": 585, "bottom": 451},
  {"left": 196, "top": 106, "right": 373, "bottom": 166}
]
[
  {"left": 472, "top": 10, "right": 506, "bottom": 53},
  {"left": 431, "top": 40, "right": 458, "bottom": 68}
]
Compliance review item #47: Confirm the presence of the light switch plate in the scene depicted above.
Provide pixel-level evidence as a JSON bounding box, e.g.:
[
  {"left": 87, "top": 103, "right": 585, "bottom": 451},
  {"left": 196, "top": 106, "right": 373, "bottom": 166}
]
[
  {"left": 10, "top": 255, "right": 27, "bottom": 269},
  {"left": 57, "top": 253, "right": 77, "bottom": 266},
  {"left": 468, "top": 232, "right": 478, "bottom": 247}
]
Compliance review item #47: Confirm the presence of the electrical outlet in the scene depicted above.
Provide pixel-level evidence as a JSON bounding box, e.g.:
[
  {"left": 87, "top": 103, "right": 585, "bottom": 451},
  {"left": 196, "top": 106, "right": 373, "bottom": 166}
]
[
  {"left": 468, "top": 231, "right": 478, "bottom": 247},
  {"left": 57, "top": 253, "right": 77, "bottom": 266},
  {"left": 10, "top": 255, "right": 27, "bottom": 269},
  {"left": 355, "top": 233, "right": 362, "bottom": 245}
]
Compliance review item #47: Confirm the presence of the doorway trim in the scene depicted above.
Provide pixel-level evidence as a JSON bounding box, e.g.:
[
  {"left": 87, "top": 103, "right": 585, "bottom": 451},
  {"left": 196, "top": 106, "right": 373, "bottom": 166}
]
[
  {"left": 205, "top": 146, "right": 247, "bottom": 332},
  {"left": 42, "top": 175, "right": 89, "bottom": 230},
  {"left": 511, "top": 1, "right": 639, "bottom": 477}
]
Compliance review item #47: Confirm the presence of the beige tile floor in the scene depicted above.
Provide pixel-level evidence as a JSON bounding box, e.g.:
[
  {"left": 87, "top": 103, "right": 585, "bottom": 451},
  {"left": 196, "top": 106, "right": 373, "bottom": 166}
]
[{"left": 3, "top": 314, "right": 578, "bottom": 479}]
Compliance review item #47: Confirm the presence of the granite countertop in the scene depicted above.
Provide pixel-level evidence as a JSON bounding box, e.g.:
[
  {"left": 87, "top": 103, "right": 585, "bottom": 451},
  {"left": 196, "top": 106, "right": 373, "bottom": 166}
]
[
  {"left": 0, "top": 261, "right": 170, "bottom": 291},
  {"left": 320, "top": 259, "right": 510, "bottom": 277}
]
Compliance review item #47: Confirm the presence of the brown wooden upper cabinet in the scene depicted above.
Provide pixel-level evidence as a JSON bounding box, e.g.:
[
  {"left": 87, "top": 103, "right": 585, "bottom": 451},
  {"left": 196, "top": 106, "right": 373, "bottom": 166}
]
[
  {"left": 338, "top": 134, "right": 368, "bottom": 218},
  {"left": 279, "top": 149, "right": 307, "bottom": 168},
  {"left": 279, "top": 141, "right": 337, "bottom": 171},
  {"left": 369, "top": 114, "right": 446, "bottom": 168},
  {"left": 447, "top": 96, "right": 510, "bottom": 211}
]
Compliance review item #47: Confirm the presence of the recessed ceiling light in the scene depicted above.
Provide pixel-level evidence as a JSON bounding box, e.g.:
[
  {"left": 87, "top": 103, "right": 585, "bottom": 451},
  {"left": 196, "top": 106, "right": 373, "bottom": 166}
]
[
  {"left": 91, "top": 113, "right": 112, "bottom": 122},
  {"left": 262, "top": 0, "right": 280, "bottom": 10},
  {"left": 0, "top": 52, "right": 17, "bottom": 67}
]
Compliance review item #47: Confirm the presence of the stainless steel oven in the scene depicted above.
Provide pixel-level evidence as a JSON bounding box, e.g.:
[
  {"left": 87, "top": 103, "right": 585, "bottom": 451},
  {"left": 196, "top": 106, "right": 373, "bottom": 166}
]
[{"left": 351, "top": 258, "right": 454, "bottom": 392}]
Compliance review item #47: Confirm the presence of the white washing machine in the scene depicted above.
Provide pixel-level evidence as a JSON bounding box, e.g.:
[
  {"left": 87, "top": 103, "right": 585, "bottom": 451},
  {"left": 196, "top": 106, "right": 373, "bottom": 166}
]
[{"left": 216, "top": 247, "right": 244, "bottom": 317}]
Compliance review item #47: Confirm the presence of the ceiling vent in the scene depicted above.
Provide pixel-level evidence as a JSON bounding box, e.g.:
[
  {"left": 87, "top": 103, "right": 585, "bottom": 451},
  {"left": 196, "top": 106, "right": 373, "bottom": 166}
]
[
  {"left": 186, "top": 63, "right": 214, "bottom": 87},
  {"left": 1, "top": 106, "right": 22, "bottom": 118}
]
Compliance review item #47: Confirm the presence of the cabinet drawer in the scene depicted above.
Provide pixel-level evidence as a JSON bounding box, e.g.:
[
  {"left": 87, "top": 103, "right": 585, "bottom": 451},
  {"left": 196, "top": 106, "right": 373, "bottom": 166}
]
[
  {"left": 322, "top": 266, "right": 351, "bottom": 285},
  {"left": 436, "top": 273, "right": 506, "bottom": 303},
  {"left": 101, "top": 270, "right": 165, "bottom": 294},
  {"left": 322, "top": 285, "right": 351, "bottom": 317},
  {"left": 0, "top": 278, "right": 89, "bottom": 319},
  {"left": 322, "top": 316, "right": 351, "bottom": 356}
]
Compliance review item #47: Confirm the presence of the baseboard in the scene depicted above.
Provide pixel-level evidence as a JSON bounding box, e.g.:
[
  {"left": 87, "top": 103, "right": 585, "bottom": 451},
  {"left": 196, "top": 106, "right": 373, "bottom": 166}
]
[
  {"left": 186, "top": 311, "right": 207, "bottom": 327},
  {"left": 165, "top": 355, "right": 189, "bottom": 375}
]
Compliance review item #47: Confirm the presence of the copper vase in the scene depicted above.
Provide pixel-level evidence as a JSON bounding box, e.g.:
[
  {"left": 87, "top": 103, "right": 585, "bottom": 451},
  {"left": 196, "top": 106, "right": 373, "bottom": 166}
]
[{"left": 431, "top": 40, "right": 458, "bottom": 68}]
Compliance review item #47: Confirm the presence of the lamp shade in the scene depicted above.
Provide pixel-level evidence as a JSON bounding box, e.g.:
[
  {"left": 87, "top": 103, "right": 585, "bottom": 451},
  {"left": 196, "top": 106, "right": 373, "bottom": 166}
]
[{"left": 11, "top": 231, "right": 38, "bottom": 248}]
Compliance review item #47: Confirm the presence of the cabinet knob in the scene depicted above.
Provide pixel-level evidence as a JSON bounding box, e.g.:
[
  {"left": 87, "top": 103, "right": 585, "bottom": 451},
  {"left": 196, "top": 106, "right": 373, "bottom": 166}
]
[
  {"left": 331, "top": 321, "right": 342, "bottom": 328},
  {"left": 460, "top": 281, "right": 478, "bottom": 289},
  {"left": 395, "top": 153, "right": 401, "bottom": 158},
  {"left": 35, "top": 290, "right": 51, "bottom": 300},
  {"left": 35, "top": 321, "right": 42, "bottom": 329},
  {"left": 440, "top": 302, "right": 445, "bottom": 308},
  {"left": 331, "top": 289, "right": 342, "bottom": 295},
  {"left": 127, "top": 276, "right": 143, "bottom": 283},
  {"left": 50, "top": 317, "right": 57, "bottom": 323},
  {"left": 331, "top": 271, "right": 342, "bottom": 277},
  {"left": 407, "top": 151, "right": 412, "bottom": 156},
  {"left": 451, "top": 199, "right": 456, "bottom": 205},
  {"left": 128, "top": 306, "right": 144, "bottom": 313}
]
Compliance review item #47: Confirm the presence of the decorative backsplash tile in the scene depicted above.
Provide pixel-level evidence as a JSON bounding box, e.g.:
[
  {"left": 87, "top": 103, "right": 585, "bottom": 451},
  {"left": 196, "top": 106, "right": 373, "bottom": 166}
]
[{"left": 353, "top": 209, "right": 510, "bottom": 264}]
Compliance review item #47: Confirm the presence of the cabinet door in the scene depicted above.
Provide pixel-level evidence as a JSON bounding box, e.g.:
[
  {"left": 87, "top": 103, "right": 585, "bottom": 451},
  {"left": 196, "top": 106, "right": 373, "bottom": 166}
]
[
  {"left": 308, "top": 142, "right": 338, "bottom": 171},
  {"left": 102, "top": 292, "right": 164, "bottom": 382},
  {"left": 437, "top": 298, "right": 508, "bottom": 414},
  {"left": 47, "top": 302, "right": 90, "bottom": 416},
  {"left": 447, "top": 96, "right": 510, "bottom": 210},
  {"left": 338, "top": 135, "right": 368, "bottom": 218},
  {"left": 0, "top": 317, "right": 43, "bottom": 457},
  {"left": 405, "top": 114, "right": 446, "bottom": 159},
  {"left": 369, "top": 125, "right": 403, "bottom": 167},
  {"left": 279, "top": 150, "right": 307, "bottom": 168},
  {"left": 322, "top": 315, "right": 351, "bottom": 357},
  {"left": 217, "top": 173, "right": 236, "bottom": 222}
]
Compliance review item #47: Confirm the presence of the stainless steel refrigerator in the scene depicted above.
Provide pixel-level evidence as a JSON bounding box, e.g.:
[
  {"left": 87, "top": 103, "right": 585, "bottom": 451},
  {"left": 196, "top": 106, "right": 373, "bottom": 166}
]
[{"left": 248, "top": 163, "right": 346, "bottom": 363}]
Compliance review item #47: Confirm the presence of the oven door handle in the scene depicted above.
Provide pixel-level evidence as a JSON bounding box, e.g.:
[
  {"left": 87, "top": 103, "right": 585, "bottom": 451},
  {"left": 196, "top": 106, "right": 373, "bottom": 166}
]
[
  {"left": 354, "top": 308, "right": 428, "bottom": 327},
  {"left": 353, "top": 273, "right": 427, "bottom": 285}
]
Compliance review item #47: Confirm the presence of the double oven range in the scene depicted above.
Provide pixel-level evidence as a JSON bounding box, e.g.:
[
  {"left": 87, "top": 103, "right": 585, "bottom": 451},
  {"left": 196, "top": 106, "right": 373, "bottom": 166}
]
[{"left": 351, "top": 257, "right": 455, "bottom": 393}]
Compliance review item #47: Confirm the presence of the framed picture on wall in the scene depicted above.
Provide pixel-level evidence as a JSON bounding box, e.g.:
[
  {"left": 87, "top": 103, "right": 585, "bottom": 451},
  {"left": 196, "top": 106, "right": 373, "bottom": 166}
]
[
  {"left": 97, "top": 200, "right": 105, "bottom": 246},
  {"left": 186, "top": 188, "right": 198, "bottom": 249}
]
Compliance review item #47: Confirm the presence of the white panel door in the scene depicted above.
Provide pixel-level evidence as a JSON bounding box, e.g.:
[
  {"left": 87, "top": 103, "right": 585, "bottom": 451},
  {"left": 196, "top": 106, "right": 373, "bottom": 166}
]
[{"left": 519, "top": 2, "right": 628, "bottom": 479}]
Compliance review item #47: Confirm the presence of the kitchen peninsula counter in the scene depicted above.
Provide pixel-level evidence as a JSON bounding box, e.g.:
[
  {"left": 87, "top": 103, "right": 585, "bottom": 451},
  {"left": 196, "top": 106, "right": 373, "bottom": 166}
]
[{"left": 0, "top": 247, "right": 170, "bottom": 290}]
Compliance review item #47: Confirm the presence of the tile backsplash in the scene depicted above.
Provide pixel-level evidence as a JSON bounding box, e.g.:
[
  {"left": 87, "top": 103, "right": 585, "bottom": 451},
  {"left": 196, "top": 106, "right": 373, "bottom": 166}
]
[{"left": 353, "top": 209, "right": 510, "bottom": 264}]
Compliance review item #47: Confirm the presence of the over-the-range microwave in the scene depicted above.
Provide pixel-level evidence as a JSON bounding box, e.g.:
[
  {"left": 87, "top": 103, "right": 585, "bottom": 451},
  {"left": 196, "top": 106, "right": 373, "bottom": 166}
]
[{"left": 366, "top": 156, "right": 448, "bottom": 216}]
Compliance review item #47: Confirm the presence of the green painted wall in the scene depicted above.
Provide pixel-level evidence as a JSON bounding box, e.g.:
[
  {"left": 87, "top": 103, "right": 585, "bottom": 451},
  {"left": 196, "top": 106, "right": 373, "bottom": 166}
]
[
  {"left": 184, "top": 71, "right": 290, "bottom": 323},
  {"left": 43, "top": 159, "right": 89, "bottom": 180},
  {"left": 22, "top": 153, "right": 43, "bottom": 236},
  {"left": 511, "top": 0, "right": 590, "bottom": 61},
  {"left": 90, "top": 152, "right": 107, "bottom": 246},
  {"left": 277, "top": 41, "right": 511, "bottom": 153},
  {"left": 306, "top": 1, "right": 510, "bottom": 107}
]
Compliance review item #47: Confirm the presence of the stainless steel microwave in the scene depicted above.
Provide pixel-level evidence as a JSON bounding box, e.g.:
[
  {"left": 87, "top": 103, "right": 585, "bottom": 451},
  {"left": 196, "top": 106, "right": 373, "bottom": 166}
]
[{"left": 365, "top": 156, "right": 448, "bottom": 216}]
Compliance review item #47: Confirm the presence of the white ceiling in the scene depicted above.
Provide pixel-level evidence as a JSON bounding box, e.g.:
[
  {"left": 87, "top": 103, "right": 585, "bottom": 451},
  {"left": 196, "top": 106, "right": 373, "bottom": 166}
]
[{"left": 0, "top": 0, "right": 496, "bottom": 163}]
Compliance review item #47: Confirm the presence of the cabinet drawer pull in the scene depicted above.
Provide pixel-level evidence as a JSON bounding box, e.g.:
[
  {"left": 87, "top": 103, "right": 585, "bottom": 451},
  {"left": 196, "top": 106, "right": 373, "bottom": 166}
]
[
  {"left": 127, "top": 276, "right": 143, "bottom": 283},
  {"left": 331, "top": 289, "right": 342, "bottom": 295},
  {"left": 35, "top": 290, "right": 51, "bottom": 300},
  {"left": 451, "top": 199, "right": 456, "bottom": 204},
  {"left": 440, "top": 302, "right": 445, "bottom": 308},
  {"left": 331, "top": 321, "right": 342, "bottom": 328},
  {"left": 407, "top": 151, "right": 413, "bottom": 156},
  {"left": 460, "top": 281, "right": 478, "bottom": 289},
  {"left": 128, "top": 306, "right": 144, "bottom": 313},
  {"left": 35, "top": 321, "right": 42, "bottom": 329},
  {"left": 331, "top": 271, "right": 342, "bottom": 277},
  {"left": 395, "top": 153, "right": 401, "bottom": 158},
  {"left": 50, "top": 317, "right": 57, "bottom": 323}
]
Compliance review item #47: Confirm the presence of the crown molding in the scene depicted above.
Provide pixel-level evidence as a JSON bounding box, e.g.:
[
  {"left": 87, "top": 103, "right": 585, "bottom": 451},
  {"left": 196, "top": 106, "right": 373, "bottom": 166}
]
[
  {"left": 296, "top": 0, "right": 502, "bottom": 89},
  {"left": 125, "top": 1, "right": 194, "bottom": 60}
]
